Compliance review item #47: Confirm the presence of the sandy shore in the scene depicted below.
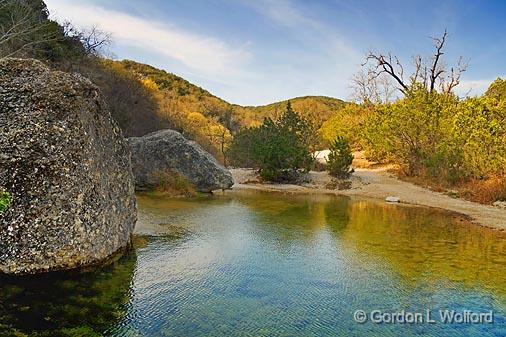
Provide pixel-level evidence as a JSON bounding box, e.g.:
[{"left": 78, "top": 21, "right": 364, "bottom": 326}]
[{"left": 230, "top": 167, "right": 506, "bottom": 231}]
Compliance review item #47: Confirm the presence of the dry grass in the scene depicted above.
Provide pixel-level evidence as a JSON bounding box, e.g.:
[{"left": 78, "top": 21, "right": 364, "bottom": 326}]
[
  {"left": 459, "top": 176, "right": 506, "bottom": 204},
  {"left": 352, "top": 151, "right": 392, "bottom": 169},
  {"left": 397, "top": 171, "right": 506, "bottom": 205},
  {"left": 147, "top": 169, "right": 197, "bottom": 197}
]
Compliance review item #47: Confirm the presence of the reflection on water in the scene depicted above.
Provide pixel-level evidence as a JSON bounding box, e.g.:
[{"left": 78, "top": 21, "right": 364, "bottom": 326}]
[{"left": 1, "top": 190, "right": 505, "bottom": 336}]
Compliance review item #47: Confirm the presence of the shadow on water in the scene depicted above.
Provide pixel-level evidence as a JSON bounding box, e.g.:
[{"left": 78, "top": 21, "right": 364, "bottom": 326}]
[{"left": 0, "top": 248, "right": 139, "bottom": 337}]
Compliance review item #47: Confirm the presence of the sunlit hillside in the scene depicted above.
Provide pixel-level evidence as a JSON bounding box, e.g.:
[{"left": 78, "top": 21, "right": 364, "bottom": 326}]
[{"left": 104, "top": 59, "right": 351, "bottom": 161}]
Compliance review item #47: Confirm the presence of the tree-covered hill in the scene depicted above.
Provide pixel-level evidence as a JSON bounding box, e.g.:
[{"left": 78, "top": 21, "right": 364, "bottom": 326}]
[
  {"left": 235, "top": 95, "right": 348, "bottom": 127},
  {"left": 0, "top": 0, "right": 351, "bottom": 160},
  {"left": 110, "top": 59, "right": 349, "bottom": 131},
  {"left": 485, "top": 78, "right": 506, "bottom": 100},
  {"left": 100, "top": 59, "right": 351, "bottom": 160}
]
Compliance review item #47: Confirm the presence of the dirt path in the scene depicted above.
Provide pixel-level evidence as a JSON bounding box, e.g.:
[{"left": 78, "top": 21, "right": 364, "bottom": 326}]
[{"left": 230, "top": 167, "right": 506, "bottom": 231}]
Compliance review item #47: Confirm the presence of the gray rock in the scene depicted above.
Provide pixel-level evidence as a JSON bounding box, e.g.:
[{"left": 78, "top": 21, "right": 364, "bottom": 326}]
[
  {"left": 0, "top": 58, "right": 137, "bottom": 275},
  {"left": 128, "top": 129, "right": 234, "bottom": 192}
]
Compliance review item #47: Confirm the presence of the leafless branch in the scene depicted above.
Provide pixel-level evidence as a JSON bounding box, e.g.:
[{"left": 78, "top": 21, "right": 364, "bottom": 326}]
[
  {"left": 355, "top": 29, "right": 467, "bottom": 99},
  {"left": 364, "top": 51, "right": 409, "bottom": 94},
  {"left": 0, "top": 0, "right": 61, "bottom": 58},
  {"left": 442, "top": 56, "right": 468, "bottom": 93},
  {"left": 62, "top": 22, "right": 111, "bottom": 56},
  {"left": 428, "top": 29, "right": 447, "bottom": 92}
]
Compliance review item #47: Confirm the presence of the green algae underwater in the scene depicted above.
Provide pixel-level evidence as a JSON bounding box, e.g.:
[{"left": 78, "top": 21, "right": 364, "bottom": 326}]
[{"left": 1, "top": 190, "right": 505, "bottom": 337}]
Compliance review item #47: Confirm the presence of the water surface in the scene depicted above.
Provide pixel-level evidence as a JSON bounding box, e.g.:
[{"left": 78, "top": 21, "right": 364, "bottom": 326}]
[{"left": 1, "top": 190, "right": 505, "bottom": 336}]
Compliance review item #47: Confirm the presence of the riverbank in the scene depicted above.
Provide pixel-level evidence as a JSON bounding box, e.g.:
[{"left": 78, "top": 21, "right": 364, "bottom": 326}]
[{"left": 230, "top": 167, "right": 506, "bottom": 231}]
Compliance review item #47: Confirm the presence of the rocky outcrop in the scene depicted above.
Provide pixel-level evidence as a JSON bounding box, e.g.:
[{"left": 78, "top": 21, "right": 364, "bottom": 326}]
[
  {"left": 127, "top": 130, "right": 234, "bottom": 192},
  {"left": 0, "top": 58, "right": 137, "bottom": 275}
]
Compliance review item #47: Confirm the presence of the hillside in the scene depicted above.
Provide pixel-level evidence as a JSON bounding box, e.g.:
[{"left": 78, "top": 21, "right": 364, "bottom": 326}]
[
  {"left": 103, "top": 59, "right": 351, "bottom": 161},
  {"left": 112, "top": 59, "right": 349, "bottom": 130},
  {"left": 235, "top": 95, "right": 348, "bottom": 127},
  {"left": 485, "top": 78, "right": 506, "bottom": 100},
  {"left": 0, "top": 0, "right": 352, "bottom": 162},
  {"left": 0, "top": 0, "right": 352, "bottom": 156}
]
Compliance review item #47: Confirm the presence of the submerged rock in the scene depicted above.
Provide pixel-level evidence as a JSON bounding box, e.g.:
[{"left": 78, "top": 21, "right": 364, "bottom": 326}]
[
  {"left": 127, "top": 129, "right": 234, "bottom": 192},
  {"left": 0, "top": 58, "right": 137, "bottom": 275}
]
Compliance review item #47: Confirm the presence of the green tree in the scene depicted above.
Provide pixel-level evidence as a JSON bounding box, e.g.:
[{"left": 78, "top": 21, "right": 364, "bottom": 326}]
[
  {"left": 362, "top": 87, "right": 457, "bottom": 175},
  {"left": 228, "top": 102, "right": 313, "bottom": 182},
  {"left": 226, "top": 127, "right": 259, "bottom": 168},
  {"left": 327, "top": 137, "right": 354, "bottom": 178},
  {"left": 446, "top": 96, "right": 506, "bottom": 178},
  {"left": 485, "top": 78, "right": 506, "bottom": 101}
]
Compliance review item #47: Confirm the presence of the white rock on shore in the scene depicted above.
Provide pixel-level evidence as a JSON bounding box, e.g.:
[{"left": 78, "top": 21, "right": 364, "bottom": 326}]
[{"left": 385, "top": 196, "right": 400, "bottom": 203}]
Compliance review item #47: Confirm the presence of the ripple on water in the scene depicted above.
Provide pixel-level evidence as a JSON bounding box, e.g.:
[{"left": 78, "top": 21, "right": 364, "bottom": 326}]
[{"left": 1, "top": 190, "right": 505, "bottom": 336}]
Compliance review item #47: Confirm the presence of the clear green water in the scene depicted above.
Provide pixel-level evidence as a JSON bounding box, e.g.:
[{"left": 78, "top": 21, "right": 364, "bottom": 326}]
[{"left": 0, "top": 190, "right": 505, "bottom": 337}]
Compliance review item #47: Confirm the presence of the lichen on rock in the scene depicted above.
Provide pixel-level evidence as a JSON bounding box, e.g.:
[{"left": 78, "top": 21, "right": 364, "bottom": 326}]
[{"left": 0, "top": 58, "right": 137, "bottom": 275}]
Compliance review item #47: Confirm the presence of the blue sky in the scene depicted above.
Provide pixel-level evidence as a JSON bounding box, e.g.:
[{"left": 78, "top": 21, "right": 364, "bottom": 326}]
[{"left": 45, "top": 0, "right": 506, "bottom": 105}]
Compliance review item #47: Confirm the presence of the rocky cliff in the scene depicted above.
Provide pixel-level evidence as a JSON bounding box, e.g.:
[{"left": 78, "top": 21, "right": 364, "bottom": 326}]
[
  {"left": 128, "top": 130, "right": 234, "bottom": 192},
  {"left": 0, "top": 58, "right": 137, "bottom": 274}
]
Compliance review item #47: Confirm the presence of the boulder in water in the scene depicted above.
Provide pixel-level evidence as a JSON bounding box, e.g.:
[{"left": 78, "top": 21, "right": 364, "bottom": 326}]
[
  {"left": 127, "top": 129, "right": 234, "bottom": 192},
  {"left": 0, "top": 58, "right": 137, "bottom": 275}
]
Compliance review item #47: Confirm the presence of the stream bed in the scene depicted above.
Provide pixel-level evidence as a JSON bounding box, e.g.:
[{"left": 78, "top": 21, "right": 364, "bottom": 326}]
[{"left": 1, "top": 190, "right": 505, "bottom": 336}]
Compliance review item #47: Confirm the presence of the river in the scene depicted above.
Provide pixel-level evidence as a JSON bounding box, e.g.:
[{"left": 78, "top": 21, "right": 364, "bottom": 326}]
[{"left": 1, "top": 190, "right": 505, "bottom": 336}]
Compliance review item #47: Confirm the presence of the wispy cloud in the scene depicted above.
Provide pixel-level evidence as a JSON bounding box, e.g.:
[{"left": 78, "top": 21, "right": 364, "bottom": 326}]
[
  {"left": 44, "top": 0, "right": 362, "bottom": 105},
  {"left": 241, "top": 0, "right": 363, "bottom": 97},
  {"left": 45, "top": 0, "right": 252, "bottom": 77},
  {"left": 247, "top": 0, "right": 317, "bottom": 29},
  {"left": 456, "top": 77, "right": 500, "bottom": 97},
  {"left": 245, "top": 0, "right": 362, "bottom": 68}
]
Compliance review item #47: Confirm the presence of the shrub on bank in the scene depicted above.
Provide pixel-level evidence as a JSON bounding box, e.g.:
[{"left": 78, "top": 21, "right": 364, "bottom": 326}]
[
  {"left": 327, "top": 137, "right": 354, "bottom": 178},
  {"left": 361, "top": 88, "right": 506, "bottom": 181},
  {"left": 147, "top": 170, "right": 196, "bottom": 197},
  {"left": 228, "top": 102, "right": 314, "bottom": 182}
]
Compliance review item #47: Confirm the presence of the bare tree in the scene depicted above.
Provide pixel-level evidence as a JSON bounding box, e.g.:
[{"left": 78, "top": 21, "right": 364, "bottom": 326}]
[
  {"left": 363, "top": 52, "right": 409, "bottom": 95},
  {"left": 358, "top": 30, "right": 468, "bottom": 97},
  {"left": 62, "top": 21, "right": 111, "bottom": 57},
  {"left": 0, "top": 0, "right": 60, "bottom": 58},
  {"left": 1, "top": 1, "right": 111, "bottom": 61},
  {"left": 350, "top": 68, "right": 396, "bottom": 104}
]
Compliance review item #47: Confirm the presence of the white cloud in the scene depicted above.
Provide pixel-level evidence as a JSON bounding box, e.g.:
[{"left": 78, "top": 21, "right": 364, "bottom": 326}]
[
  {"left": 44, "top": 0, "right": 252, "bottom": 76},
  {"left": 249, "top": 0, "right": 316, "bottom": 28},
  {"left": 455, "top": 77, "right": 500, "bottom": 97},
  {"left": 241, "top": 0, "right": 362, "bottom": 83},
  {"left": 43, "top": 0, "right": 362, "bottom": 105}
]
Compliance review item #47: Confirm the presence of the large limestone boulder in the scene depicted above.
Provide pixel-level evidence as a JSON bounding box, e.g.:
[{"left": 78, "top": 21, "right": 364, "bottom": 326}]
[
  {"left": 127, "top": 130, "right": 234, "bottom": 192},
  {"left": 0, "top": 58, "right": 137, "bottom": 275}
]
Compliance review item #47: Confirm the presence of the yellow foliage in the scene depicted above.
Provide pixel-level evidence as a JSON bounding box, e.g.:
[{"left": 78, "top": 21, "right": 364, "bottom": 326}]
[
  {"left": 319, "top": 104, "right": 371, "bottom": 149},
  {"left": 142, "top": 78, "right": 159, "bottom": 92},
  {"left": 187, "top": 112, "right": 208, "bottom": 124}
]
